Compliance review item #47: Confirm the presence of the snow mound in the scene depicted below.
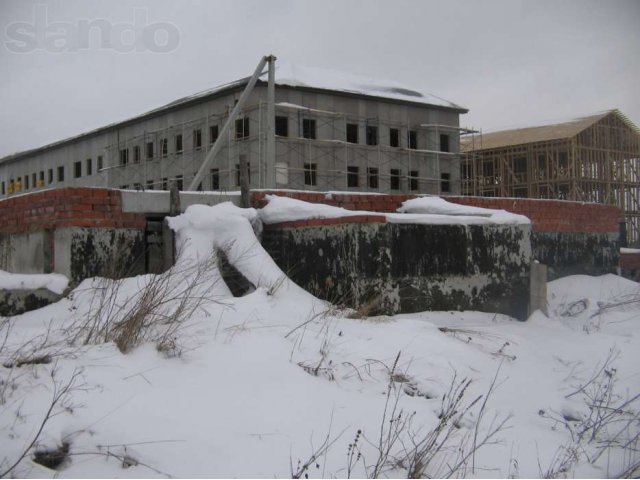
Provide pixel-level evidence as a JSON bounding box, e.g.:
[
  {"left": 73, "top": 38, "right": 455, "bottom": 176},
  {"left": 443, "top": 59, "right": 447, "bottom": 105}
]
[
  {"left": 0, "top": 269, "right": 68, "bottom": 294},
  {"left": 258, "top": 194, "right": 370, "bottom": 224},
  {"left": 397, "top": 197, "right": 531, "bottom": 225}
]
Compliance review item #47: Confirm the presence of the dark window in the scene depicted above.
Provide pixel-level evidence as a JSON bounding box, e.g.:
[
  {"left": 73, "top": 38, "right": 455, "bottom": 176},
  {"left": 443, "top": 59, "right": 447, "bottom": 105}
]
[
  {"left": 146, "top": 180, "right": 154, "bottom": 190},
  {"left": 210, "top": 168, "right": 220, "bottom": 190},
  {"left": 48, "top": 169, "right": 53, "bottom": 184},
  {"left": 120, "top": 184, "right": 129, "bottom": 189},
  {"left": 193, "top": 129, "right": 202, "bottom": 149},
  {"left": 39, "top": 171, "right": 44, "bottom": 186},
  {"left": 161, "top": 138, "right": 168, "bottom": 157},
  {"left": 175, "top": 134, "right": 183, "bottom": 153},
  {"left": 119, "top": 148, "right": 129, "bottom": 165},
  {"left": 162, "top": 177, "right": 168, "bottom": 190},
  {"left": 440, "top": 134, "right": 450, "bottom": 152},
  {"left": 410, "top": 170, "right": 419, "bottom": 191},
  {"left": 57, "top": 166, "right": 65, "bottom": 182},
  {"left": 74, "top": 161, "right": 82, "bottom": 178},
  {"left": 133, "top": 145, "right": 141, "bottom": 163},
  {"left": 209, "top": 125, "right": 219, "bottom": 144},
  {"left": 302, "top": 119, "right": 316, "bottom": 139},
  {"left": 483, "top": 161, "right": 494, "bottom": 178},
  {"left": 347, "top": 166, "right": 359, "bottom": 187},
  {"left": 513, "top": 187, "right": 528, "bottom": 198},
  {"left": 1, "top": 182, "right": 4, "bottom": 195},
  {"left": 86, "top": 158, "right": 92, "bottom": 176},
  {"left": 133, "top": 183, "right": 143, "bottom": 191},
  {"left": 24, "top": 175, "right": 29, "bottom": 189},
  {"left": 368, "top": 167, "right": 379, "bottom": 189},
  {"left": 146, "top": 142, "right": 154, "bottom": 159},
  {"left": 32, "top": 173, "right": 36, "bottom": 187},
  {"left": 235, "top": 161, "right": 251, "bottom": 186},
  {"left": 304, "top": 163, "right": 317, "bottom": 186},
  {"left": 366, "top": 125, "right": 378, "bottom": 146},
  {"left": 389, "top": 128, "right": 399, "bottom": 147},
  {"left": 97, "top": 156, "right": 103, "bottom": 171},
  {"left": 390, "top": 169, "right": 401, "bottom": 190},
  {"left": 440, "top": 173, "right": 451, "bottom": 193},
  {"left": 275, "top": 116, "right": 288, "bottom": 137},
  {"left": 175, "top": 175, "right": 183, "bottom": 191},
  {"left": 408, "top": 130, "right": 417, "bottom": 149},
  {"left": 235, "top": 118, "right": 250, "bottom": 139},
  {"left": 346, "top": 123, "right": 358, "bottom": 143}
]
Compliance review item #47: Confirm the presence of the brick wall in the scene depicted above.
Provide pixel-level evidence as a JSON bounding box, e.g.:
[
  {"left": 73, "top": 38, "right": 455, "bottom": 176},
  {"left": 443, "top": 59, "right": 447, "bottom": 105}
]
[
  {"left": 0, "top": 188, "right": 146, "bottom": 234},
  {"left": 620, "top": 251, "right": 640, "bottom": 271},
  {"left": 251, "top": 191, "right": 621, "bottom": 233}
]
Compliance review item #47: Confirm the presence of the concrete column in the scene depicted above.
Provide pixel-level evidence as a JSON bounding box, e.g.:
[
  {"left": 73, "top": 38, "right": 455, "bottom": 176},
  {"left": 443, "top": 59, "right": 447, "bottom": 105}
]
[{"left": 529, "top": 261, "right": 548, "bottom": 316}]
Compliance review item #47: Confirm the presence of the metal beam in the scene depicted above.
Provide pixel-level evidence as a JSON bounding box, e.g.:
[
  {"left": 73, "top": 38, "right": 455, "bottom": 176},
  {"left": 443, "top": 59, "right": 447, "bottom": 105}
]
[
  {"left": 188, "top": 55, "right": 270, "bottom": 191},
  {"left": 265, "top": 55, "right": 277, "bottom": 188}
]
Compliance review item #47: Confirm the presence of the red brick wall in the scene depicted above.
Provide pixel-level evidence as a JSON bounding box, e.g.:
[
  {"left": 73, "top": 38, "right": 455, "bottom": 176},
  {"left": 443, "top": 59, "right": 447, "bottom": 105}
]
[
  {"left": 620, "top": 252, "right": 640, "bottom": 270},
  {"left": 0, "top": 188, "right": 146, "bottom": 234},
  {"left": 252, "top": 191, "right": 621, "bottom": 233}
]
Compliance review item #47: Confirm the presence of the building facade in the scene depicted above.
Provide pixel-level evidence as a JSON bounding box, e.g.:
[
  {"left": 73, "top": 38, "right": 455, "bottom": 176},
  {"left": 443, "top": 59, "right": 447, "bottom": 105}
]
[
  {"left": 0, "top": 64, "right": 468, "bottom": 198},
  {"left": 461, "top": 110, "right": 640, "bottom": 245}
]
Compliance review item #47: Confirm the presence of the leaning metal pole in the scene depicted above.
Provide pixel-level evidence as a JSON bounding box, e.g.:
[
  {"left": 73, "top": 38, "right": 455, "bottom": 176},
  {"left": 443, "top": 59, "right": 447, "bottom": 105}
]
[
  {"left": 188, "top": 55, "right": 272, "bottom": 192},
  {"left": 265, "top": 55, "right": 276, "bottom": 189}
]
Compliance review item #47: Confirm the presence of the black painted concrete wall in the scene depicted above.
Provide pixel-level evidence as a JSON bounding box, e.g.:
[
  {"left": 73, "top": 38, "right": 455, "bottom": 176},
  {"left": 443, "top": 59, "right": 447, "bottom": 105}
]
[
  {"left": 262, "top": 222, "right": 532, "bottom": 319},
  {"left": 531, "top": 232, "right": 620, "bottom": 280}
]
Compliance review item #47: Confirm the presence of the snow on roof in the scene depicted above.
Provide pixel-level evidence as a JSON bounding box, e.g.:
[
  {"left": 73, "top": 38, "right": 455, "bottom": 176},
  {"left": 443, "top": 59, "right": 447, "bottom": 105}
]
[{"left": 263, "top": 62, "right": 466, "bottom": 111}]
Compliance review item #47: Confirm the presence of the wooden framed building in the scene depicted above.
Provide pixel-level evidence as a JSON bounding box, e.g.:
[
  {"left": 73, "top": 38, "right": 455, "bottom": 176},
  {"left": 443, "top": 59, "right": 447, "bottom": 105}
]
[{"left": 461, "top": 109, "right": 640, "bottom": 245}]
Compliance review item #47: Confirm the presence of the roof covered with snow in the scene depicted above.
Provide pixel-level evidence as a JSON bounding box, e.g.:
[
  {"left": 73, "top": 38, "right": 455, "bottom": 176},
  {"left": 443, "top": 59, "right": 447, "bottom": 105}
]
[{"left": 1, "top": 61, "right": 466, "bottom": 164}]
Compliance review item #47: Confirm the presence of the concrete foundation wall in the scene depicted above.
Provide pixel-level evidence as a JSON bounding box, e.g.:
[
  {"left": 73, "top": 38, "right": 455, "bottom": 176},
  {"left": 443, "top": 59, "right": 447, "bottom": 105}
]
[
  {"left": 0, "top": 231, "right": 48, "bottom": 273},
  {"left": 262, "top": 221, "right": 532, "bottom": 319}
]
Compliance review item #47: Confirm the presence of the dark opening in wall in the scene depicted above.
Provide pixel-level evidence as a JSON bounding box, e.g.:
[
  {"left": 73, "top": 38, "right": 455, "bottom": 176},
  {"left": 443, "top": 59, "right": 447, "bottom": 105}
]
[
  {"left": 146, "top": 142, "right": 154, "bottom": 160},
  {"left": 441, "top": 173, "right": 451, "bottom": 193},
  {"left": 440, "top": 134, "right": 450, "bottom": 152},
  {"left": 210, "top": 125, "right": 219, "bottom": 144},
  {"left": 162, "top": 177, "right": 168, "bottom": 190},
  {"left": 390, "top": 168, "right": 401, "bottom": 190},
  {"left": 133, "top": 145, "right": 141, "bottom": 163},
  {"left": 276, "top": 116, "right": 288, "bottom": 137},
  {"left": 390, "top": 128, "right": 399, "bottom": 147},
  {"left": 86, "top": 158, "right": 92, "bottom": 176},
  {"left": 235, "top": 118, "right": 250, "bottom": 139},
  {"left": 346, "top": 123, "right": 358, "bottom": 143},
  {"left": 48, "top": 169, "right": 53, "bottom": 184},
  {"left": 193, "top": 129, "right": 202, "bottom": 149},
  {"left": 74, "top": 161, "right": 82, "bottom": 179},
  {"left": 57, "top": 166, "right": 64, "bottom": 182},
  {"left": 302, "top": 118, "right": 316, "bottom": 139},
  {"left": 175, "top": 175, "right": 183, "bottom": 190},
  {"left": 24, "top": 175, "right": 29, "bottom": 189},
  {"left": 210, "top": 168, "right": 220, "bottom": 190},
  {"left": 408, "top": 130, "right": 418, "bottom": 150},
  {"left": 347, "top": 166, "right": 359, "bottom": 187},
  {"left": 366, "top": 125, "right": 378, "bottom": 146},
  {"left": 304, "top": 163, "right": 317, "bottom": 186},
  {"left": 410, "top": 170, "right": 419, "bottom": 191},
  {"left": 175, "top": 134, "right": 183, "bottom": 153},
  {"left": 146, "top": 180, "right": 154, "bottom": 190},
  {"left": 39, "top": 171, "right": 44, "bottom": 187},
  {"left": 119, "top": 148, "right": 129, "bottom": 166},
  {"left": 161, "top": 138, "right": 168, "bottom": 157},
  {"left": 368, "top": 167, "right": 379, "bottom": 189},
  {"left": 97, "top": 156, "right": 103, "bottom": 171}
]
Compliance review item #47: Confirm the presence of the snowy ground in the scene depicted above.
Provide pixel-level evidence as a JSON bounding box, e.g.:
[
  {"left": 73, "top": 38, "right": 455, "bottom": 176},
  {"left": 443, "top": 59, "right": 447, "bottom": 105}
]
[{"left": 0, "top": 201, "right": 638, "bottom": 478}]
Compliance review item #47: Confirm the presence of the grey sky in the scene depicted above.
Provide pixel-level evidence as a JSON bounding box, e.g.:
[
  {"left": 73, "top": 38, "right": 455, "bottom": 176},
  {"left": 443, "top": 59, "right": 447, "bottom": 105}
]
[{"left": 1, "top": 0, "right": 638, "bottom": 158}]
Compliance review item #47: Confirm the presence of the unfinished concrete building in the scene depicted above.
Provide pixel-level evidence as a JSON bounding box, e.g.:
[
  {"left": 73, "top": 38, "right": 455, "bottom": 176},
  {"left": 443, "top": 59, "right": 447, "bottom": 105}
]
[
  {"left": 461, "top": 110, "right": 640, "bottom": 245},
  {"left": 0, "top": 61, "right": 468, "bottom": 198}
]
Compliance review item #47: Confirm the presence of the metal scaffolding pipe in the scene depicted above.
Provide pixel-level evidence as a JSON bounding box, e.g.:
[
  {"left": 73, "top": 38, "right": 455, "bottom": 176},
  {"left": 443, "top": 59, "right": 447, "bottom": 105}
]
[{"left": 265, "top": 55, "right": 277, "bottom": 188}]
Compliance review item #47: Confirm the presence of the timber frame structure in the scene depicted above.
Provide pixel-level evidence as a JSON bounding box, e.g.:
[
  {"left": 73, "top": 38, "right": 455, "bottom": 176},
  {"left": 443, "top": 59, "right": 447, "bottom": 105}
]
[{"left": 461, "top": 109, "right": 640, "bottom": 245}]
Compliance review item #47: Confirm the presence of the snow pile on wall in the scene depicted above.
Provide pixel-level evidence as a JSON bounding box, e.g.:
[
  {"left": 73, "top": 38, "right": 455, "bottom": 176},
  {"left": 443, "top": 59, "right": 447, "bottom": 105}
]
[
  {"left": 0, "top": 269, "right": 68, "bottom": 294},
  {"left": 397, "top": 196, "right": 531, "bottom": 225}
]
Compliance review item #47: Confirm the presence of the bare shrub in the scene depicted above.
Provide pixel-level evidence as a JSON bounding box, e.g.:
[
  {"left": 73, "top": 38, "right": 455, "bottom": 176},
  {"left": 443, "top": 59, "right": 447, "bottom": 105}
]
[
  {"left": 69, "top": 250, "right": 223, "bottom": 354},
  {"left": 541, "top": 347, "right": 640, "bottom": 477}
]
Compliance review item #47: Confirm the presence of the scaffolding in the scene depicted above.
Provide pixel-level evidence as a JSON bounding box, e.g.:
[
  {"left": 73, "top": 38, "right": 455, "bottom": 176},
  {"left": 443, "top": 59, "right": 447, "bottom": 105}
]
[{"left": 461, "top": 110, "right": 640, "bottom": 245}]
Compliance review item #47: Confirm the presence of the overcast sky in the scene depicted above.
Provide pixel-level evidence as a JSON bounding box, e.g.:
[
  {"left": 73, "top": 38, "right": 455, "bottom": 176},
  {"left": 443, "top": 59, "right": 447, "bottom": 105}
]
[{"left": 1, "top": 0, "right": 638, "bottom": 158}]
